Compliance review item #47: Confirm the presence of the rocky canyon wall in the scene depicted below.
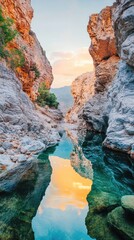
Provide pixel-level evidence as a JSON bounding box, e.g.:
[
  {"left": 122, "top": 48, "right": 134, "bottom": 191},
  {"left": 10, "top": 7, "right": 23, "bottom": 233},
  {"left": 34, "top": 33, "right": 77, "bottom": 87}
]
[
  {"left": 69, "top": 1, "right": 134, "bottom": 157},
  {"left": 103, "top": 0, "right": 134, "bottom": 156},
  {"left": 0, "top": 0, "right": 61, "bottom": 179},
  {"left": 82, "top": 6, "right": 120, "bottom": 132},
  {"left": 83, "top": 1, "right": 134, "bottom": 157},
  {"left": 66, "top": 72, "right": 95, "bottom": 123},
  {"left": 68, "top": 6, "right": 119, "bottom": 127},
  {"left": 0, "top": 0, "right": 53, "bottom": 100}
]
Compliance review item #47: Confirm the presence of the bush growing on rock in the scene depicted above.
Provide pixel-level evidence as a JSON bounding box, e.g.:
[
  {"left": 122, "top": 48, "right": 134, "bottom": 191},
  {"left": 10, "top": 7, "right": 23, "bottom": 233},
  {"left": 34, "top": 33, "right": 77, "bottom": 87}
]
[
  {"left": 9, "top": 49, "right": 25, "bottom": 69},
  {"left": 30, "top": 63, "right": 40, "bottom": 80},
  {"left": 36, "top": 82, "right": 59, "bottom": 109},
  {"left": 0, "top": 8, "right": 25, "bottom": 68}
]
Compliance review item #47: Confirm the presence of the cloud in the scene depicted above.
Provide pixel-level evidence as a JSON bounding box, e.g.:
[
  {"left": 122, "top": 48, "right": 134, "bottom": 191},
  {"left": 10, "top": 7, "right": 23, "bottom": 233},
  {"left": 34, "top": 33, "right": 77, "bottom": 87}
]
[{"left": 50, "top": 47, "right": 94, "bottom": 88}]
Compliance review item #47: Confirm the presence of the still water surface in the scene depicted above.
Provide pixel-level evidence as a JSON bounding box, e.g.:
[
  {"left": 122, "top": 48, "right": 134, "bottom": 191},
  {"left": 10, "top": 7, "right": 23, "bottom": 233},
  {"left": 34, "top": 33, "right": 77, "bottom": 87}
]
[{"left": 32, "top": 134, "right": 93, "bottom": 240}]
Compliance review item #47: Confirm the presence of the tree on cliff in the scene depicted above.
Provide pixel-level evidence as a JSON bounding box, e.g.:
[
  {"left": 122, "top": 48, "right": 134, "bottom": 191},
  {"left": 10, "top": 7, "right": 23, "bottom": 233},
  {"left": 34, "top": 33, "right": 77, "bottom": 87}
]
[
  {"left": 0, "top": 8, "right": 25, "bottom": 68},
  {"left": 36, "top": 83, "right": 59, "bottom": 109}
]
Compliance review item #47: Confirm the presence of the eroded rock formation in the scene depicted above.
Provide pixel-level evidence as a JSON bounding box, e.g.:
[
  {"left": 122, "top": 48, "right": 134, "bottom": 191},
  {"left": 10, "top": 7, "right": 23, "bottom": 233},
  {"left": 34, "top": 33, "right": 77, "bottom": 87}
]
[
  {"left": 66, "top": 72, "right": 95, "bottom": 123},
  {"left": 0, "top": 0, "right": 53, "bottom": 100},
  {"left": 0, "top": 1, "right": 61, "bottom": 180},
  {"left": 103, "top": 0, "right": 134, "bottom": 155},
  {"left": 82, "top": 6, "right": 120, "bottom": 133},
  {"left": 68, "top": 6, "right": 119, "bottom": 129},
  {"left": 74, "top": 2, "right": 134, "bottom": 156},
  {"left": 0, "top": 63, "right": 60, "bottom": 175}
]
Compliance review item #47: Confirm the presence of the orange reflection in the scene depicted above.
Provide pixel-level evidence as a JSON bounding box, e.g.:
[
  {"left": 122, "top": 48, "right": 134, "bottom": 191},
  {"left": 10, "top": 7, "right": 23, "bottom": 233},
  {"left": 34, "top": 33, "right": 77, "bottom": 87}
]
[{"left": 40, "top": 156, "right": 92, "bottom": 212}]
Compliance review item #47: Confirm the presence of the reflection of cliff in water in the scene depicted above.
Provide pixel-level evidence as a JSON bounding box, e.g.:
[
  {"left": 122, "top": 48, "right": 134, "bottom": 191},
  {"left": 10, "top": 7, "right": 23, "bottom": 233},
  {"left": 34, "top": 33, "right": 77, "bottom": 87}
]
[
  {"left": 82, "top": 132, "right": 134, "bottom": 240},
  {"left": 0, "top": 148, "right": 54, "bottom": 240}
]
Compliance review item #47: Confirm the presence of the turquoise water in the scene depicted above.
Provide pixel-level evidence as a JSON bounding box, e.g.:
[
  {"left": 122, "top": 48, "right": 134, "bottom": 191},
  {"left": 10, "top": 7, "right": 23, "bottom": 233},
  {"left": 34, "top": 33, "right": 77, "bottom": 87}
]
[
  {"left": 32, "top": 134, "right": 94, "bottom": 240},
  {"left": 0, "top": 133, "right": 133, "bottom": 240}
]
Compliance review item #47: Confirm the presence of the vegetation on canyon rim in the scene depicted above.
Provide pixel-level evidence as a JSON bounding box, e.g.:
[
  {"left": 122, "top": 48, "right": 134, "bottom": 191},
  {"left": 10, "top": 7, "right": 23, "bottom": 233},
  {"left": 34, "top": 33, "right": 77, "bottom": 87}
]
[
  {"left": 0, "top": 8, "right": 25, "bottom": 69},
  {"left": 36, "top": 82, "right": 59, "bottom": 109},
  {"left": 0, "top": 7, "right": 41, "bottom": 82},
  {"left": 30, "top": 63, "right": 41, "bottom": 80}
]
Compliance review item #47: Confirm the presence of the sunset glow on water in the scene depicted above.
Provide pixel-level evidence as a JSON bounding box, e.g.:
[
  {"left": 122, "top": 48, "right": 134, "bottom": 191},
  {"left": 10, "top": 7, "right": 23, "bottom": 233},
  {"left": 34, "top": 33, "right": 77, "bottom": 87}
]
[{"left": 32, "top": 140, "right": 93, "bottom": 240}]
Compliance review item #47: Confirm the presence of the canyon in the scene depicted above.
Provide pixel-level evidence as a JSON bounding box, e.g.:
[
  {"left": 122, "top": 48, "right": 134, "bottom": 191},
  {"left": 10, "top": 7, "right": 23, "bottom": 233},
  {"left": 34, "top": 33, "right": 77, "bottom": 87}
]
[{"left": 0, "top": 0, "right": 134, "bottom": 240}]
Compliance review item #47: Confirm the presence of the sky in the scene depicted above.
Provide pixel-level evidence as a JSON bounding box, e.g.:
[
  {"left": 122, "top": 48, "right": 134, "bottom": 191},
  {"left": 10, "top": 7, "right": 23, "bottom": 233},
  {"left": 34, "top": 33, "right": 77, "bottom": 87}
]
[{"left": 31, "top": 0, "right": 115, "bottom": 88}]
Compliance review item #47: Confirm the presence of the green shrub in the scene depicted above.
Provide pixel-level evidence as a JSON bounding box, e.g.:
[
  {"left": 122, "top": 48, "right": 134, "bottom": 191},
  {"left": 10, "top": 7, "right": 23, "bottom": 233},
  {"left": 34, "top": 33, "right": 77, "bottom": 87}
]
[
  {"left": 30, "top": 63, "right": 40, "bottom": 79},
  {"left": 0, "top": 10, "right": 18, "bottom": 45},
  {"left": 36, "top": 82, "right": 59, "bottom": 109},
  {"left": 0, "top": 8, "right": 17, "bottom": 55},
  {"left": 0, "top": 7, "right": 25, "bottom": 69},
  {"left": 9, "top": 49, "right": 25, "bottom": 69}
]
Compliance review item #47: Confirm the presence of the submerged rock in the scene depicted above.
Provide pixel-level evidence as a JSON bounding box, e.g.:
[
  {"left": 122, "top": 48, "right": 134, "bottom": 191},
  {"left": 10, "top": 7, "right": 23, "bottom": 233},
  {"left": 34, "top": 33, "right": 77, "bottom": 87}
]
[
  {"left": 0, "top": 160, "right": 36, "bottom": 193},
  {"left": 0, "top": 153, "right": 52, "bottom": 240},
  {"left": 82, "top": 132, "right": 134, "bottom": 240},
  {"left": 107, "top": 207, "right": 134, "bottom": 240},
  {"left": 121, "top": 195, "right": 134, "bottom": 215}
]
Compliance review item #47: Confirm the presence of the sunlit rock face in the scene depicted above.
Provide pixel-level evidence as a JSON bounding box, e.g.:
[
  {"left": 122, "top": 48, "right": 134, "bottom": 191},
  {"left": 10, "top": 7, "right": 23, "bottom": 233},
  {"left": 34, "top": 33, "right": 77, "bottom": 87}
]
[
  {"left": 81, "top": 6, "right": 119, "bottom": 133},
  {"left": 0, "top": 0, "right": 53, "bottom": 100},
  {"left": 81, "top": 2, "right": 134, "bottom": 156},
  {"left": 88, "top": 6, "right": 119, "bottom": 93},
  {"left": 66, "top": 72, "right": 95, "bottom": 123},
  {"left": 0, "top": 1, "right": 60, "bottom": 176},
  {"left": 67, "top": 7, "right": 119, "bottom": 126}
]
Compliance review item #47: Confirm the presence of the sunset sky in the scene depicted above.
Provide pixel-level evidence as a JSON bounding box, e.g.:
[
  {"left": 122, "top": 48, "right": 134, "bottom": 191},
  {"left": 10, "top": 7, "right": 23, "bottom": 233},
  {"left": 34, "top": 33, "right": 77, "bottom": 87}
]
[{"left": 31, "top": 0, "right": 115, "bottom": 88}]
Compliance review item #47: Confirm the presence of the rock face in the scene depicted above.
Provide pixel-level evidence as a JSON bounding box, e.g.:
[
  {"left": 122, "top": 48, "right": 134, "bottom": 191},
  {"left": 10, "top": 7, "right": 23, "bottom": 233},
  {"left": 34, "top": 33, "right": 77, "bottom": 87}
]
[
  {"left": 82, "top": 6, "right": 119, "bottom": 133},
  {"left": 79, "top": 2, "right": 134, "bottom": 156},
  {"left": 87, "top": 6, "right": 119, "bottom": 93},
  {"left": 66, "top": 72, "right": 95, "bottom": 123},
  {"left": 103, "top": 0, "right": 134, "bottom": 155},
  {"left": 0, "top": 0, "right": 62, "bottom": 181},
  {"left": 0, "top": 63, "right": 60, "bottom": 175},
  {"left": 0, "top": 0, "right": 53, "bottom": 100}
]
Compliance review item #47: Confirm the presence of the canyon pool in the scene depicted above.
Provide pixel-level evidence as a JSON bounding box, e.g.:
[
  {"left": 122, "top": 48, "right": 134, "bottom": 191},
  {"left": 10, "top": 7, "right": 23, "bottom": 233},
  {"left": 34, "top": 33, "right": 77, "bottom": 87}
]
[
  {"left": 0, "top": 133, "right": 133, "bottom": 240},
  {"left": 32, "top": 134, "right": 93, "bottom": 240}
]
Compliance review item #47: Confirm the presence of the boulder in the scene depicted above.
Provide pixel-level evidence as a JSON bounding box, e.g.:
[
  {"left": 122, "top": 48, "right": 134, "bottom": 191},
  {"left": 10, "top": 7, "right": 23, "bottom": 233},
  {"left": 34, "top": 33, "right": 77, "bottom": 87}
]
[
  {"left": 121, "top": 195, "right": 134, "bottom": 215},
  {"left": 107, "top": 206, "right": 134, "bottom": 240}
]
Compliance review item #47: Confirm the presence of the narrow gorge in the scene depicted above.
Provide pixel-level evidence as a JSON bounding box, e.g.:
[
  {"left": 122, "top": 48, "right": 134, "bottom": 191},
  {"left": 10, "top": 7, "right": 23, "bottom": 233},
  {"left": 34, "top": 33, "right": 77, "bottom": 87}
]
[{"left": 0, "top": 0, "right": 134, "bottom": 240}]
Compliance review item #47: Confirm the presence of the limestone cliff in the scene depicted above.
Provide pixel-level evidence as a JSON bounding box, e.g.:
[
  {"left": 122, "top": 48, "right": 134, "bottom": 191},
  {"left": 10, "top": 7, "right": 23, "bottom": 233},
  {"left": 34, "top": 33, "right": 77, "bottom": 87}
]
[
  {"left": 82, "top": 6, "right": 119, "bottom": 132},
  {"left": 0, "top": 1, "right": 61, "bottom": 179},
  {"left": 69, "top": 2, "right": 134, "bottom": 157},
  {"left": 103, "top": 0, "right": 134, "bottom": 157},
  {"left": 0, "top": 0, "right": 53, "bottom": 100},
  {"left": 87, "top": 6, "right": 119, "bottom": 93},
  {"left": 66, "top": 72, "right": 95, "bottom": 123},
  {"left": 82, "top": 2, "right": 134, "bottom": 156}
]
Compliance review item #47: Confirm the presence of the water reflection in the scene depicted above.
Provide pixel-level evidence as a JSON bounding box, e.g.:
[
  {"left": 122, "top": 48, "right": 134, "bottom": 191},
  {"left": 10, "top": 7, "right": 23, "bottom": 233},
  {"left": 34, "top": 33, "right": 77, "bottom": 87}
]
[
  {"left": 82, "top": 132, "right": 134, "bottom": 240},
  {"left": 0, "top": 158, "right": 52, "bottom": 240},
  {"left": 0, "top": 134, "right": 94, "bottom": 240},
  {"left": 32, "top": 136, "right": 93, "bottom": 240}
]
